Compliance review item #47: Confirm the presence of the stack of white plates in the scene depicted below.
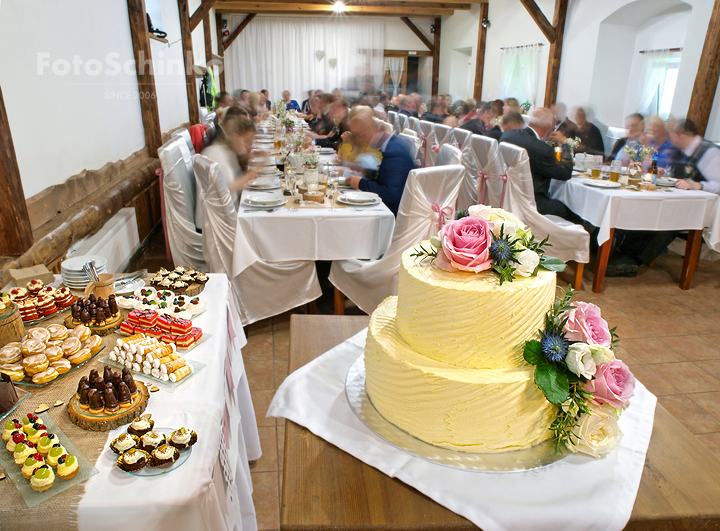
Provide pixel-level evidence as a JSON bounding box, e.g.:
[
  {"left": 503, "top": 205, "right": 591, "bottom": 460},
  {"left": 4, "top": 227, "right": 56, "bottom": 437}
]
[{"left": 61, "top": 255, "right": 108, "bottom": 290}]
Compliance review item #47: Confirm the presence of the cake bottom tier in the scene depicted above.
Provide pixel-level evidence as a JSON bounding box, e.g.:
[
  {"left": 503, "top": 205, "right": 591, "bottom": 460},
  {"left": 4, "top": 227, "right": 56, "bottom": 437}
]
[{"left": 364, "top": 297, "right": 555, "bottom": 453}]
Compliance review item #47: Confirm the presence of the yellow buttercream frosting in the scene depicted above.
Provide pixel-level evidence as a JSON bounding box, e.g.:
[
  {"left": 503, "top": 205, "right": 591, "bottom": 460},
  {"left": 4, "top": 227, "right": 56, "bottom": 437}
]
[
  {"left": 395, "top": 248, "right": 556, "bottom": 369},
  {"left": 365, "top": 297, "right": 555, "bottom": 453}
]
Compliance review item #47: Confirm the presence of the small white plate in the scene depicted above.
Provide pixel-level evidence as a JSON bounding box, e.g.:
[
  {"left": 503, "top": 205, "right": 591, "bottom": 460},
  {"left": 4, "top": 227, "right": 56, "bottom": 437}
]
[
  {"left": 337, "top": 196, "right": 382, "bottom": 206},
  {"left": 242, "top": 195, "right": 287, "bottom": 208},
  {"left": 61, "top": 255, "right": 108, "bottom": 272},
  {"left": 655, "top": 178, "right": 676, "bottom": 187},
  {"left": 340, "top": 191, "right": 379, "bottom": 203},
  {"left": 583, "top": 180, "right": 621, "bottom": 189},
  {"left": 319, "top": 148, "right": 335, "bottom": 154}
]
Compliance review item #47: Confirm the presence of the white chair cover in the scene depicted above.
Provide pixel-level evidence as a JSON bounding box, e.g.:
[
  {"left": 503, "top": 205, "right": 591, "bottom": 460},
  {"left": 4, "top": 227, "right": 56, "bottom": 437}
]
[
  {"left": 435, "top": 143, "right": 463, "bottom": 167},
  {"left": 158, "top": 138, "right": 206, "bottom": 270},
  {"left": 470, "top": 135, "right": 506, "bottom": 208},
  {"left": 451, "top": 129, "right": 478, "bottom": 211},
  {"left": 374, "top": 117, "right": 394, "bottom": 135},
  {"left": 329, "top": 165, "right": 465, "bottom": 315},
  {"left": 408, "top": 116, "right": 420, "bottom": 135},
  {"left": 397, "top": 133, "right": 422, "bottom": 167},
  {"left": 451, "top": 128, "right": 471, "bottom": 151},
  {"left": 418, "top": 121, "right": 434, "bottom": 167},
  {"left": 192, "top": 154, "right": 322, "bottom": 325},
  {"left": 398, "top": 114, "right": 410, "bottom": 135},
  {"left": 388, "top": 111, "right": 399, "bottom": 134},
  {"left": 499, "top": 143, "right": 590, "bottom": 264},
  {"left": 171, "top": 128, "right": 196, "bottom": 156}
]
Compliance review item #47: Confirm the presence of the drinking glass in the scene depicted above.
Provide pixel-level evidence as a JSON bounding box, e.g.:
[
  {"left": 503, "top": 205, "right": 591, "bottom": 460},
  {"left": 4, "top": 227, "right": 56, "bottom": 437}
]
[
  {"left": 554, "top": 146, "right": 562, "bottom": 163},
  {"left": 286, "top": 170, "right": 297, "bottom": 212},
  {"left": 609, "top": 160, "right": 621, "bottom": 183},
  {"left": 590, "top": 156, "right": 602, "bottom": 179},
  {"left": 328, "top": 170, "right": 340, "bottom": 212},
  {"left": 574, "top": 153, "right": 586, "bottom": 171}
]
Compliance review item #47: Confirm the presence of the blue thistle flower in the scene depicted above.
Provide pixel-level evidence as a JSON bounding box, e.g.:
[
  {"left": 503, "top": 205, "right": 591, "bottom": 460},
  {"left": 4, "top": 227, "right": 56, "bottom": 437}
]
[
  {"left": 541, "top": 332, "right": 568, "bottom": 363},
  {"left": 490, "top": 237, "right": 513, "bottom": 263}
]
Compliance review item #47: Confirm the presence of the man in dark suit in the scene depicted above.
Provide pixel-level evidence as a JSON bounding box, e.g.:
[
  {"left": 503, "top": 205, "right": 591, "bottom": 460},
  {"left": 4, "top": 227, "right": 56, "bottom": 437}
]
[
  {"left": 398, "top": 95, "right": 418, "bottom": 118},
  {"left": 500, "top": 107, "right": 579, "bottom": 223},
  {"left": 420, "top": 97, "right": 449, "bottom": 124},
  {"left": 346, "top": 109, "right": 415, "bottom": 216}
]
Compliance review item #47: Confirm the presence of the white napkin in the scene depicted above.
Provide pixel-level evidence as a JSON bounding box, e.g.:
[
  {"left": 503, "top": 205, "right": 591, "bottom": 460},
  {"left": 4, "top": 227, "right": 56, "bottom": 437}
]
[{"left": 268, "top": 330, "right": 657, "bottom": 531}]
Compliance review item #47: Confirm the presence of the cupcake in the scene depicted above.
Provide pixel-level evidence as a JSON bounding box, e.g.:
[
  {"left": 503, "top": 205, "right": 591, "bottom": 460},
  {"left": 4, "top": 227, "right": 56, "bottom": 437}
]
[
  {"left": 127, "top": 416, "right": 154, "bottom": 437},
  {"left": 30, "top": 464, "right": 55, "bottom": 492},
  {"left": 57, "top": 454, "right": 79, "bottom": 480},
  {"left": 149, "top": 443, "right": 179, "bottom": 467},
  {"left": 14, "top": 441, "right": 35, "bottom": 465},
  {"left": 46, "top": 443, "right": 67, "bottom": 467},
  {"left": 116, "top": 448, "right": 149, "bottom": 472},
  {"left": 22, "top": 452, "right": 45, "bottom": 479},
  {"left": 168, "top": 427, "right": 197, "bottom": 450},
  {"left": 140, "top": 430, "right": 165, "bottom": 452},
  {"left": 37, "top": 433, "right": 57, "bottom": 455},
  {"left": 110, "top": 433, "right": 140, "bottom": 454}
]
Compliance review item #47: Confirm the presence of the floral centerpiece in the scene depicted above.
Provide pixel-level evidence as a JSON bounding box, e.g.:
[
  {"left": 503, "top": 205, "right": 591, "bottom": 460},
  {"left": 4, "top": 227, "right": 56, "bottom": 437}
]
[
  {"left": 281, "top": 115, "right": 296, "bottom": 132},
  {"left": 300, "top": 144, "right": 320, "bottom": 168},
  {"left": 624, "top": 141, "right": 655, "bottom": 177},
  {"left": 273, "top": 99, "right": 287, "bottom": 117},
  {"left": 411, "top": 206, "right": 635, "bottom": 458}
]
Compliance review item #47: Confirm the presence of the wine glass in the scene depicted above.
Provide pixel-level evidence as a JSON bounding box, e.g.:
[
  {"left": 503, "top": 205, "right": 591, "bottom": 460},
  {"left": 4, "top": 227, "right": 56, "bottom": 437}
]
[
  {"left": 286, "top": 170, "right": 297, "bottom": 212},
  {"left": 328, "top": 170, "right": 340, "bottom": 212}
]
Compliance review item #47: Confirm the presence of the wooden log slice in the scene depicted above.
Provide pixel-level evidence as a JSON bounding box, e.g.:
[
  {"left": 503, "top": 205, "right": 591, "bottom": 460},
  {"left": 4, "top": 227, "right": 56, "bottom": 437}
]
[
  {"left": 67, "top": 380, "right": 149, "bottom": 431},
  {"left": 0, "top": 303, "right": 25, "bottom": 346},
  {"left": 64, "top": 312, "right": 122, "bottom": 336}
]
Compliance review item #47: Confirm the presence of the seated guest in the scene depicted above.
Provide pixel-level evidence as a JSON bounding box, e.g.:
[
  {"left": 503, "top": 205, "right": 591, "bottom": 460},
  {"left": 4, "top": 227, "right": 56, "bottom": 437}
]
[
  {"left": 484, "top": 111, "right": 524, "bottom": 141},
  {"left": 648, "top": 116, "right": 677, "bottom": 169},
  {"left": 503, "top": 97, "right": 522, "bottom": 115},
  {"left": 282, "top": 90, "right": 300, "bottom": 111},
  {"left": 421, "top": 97, "right": 449, "bottom": 124},
  {"left": 398, "top": 95, "right": 418, "bottom": 118},
  {"left": 460, "top": 101, "right": 491, "bottom": 135},
  {"left": 345, "top": 109, "right": 415, "bottom": 215},
  {"left": 500, "top": 108, "right": 579, "bottom": 222},
  {"left": 572, "top": 107, "right": 605, "bottom": 156},
  {"left": 386, "top": 95, "right": 400, "bottom": 113},
  {"left": 306, "top": 98, "right": 349, "bottom": 150},
  {"left": 337, "top": 107, "right": 383, "bottom": 179},
  {"left": 300, "top": 90, "right": 314, "bottom": 115},
  {"left": 412, "top": 93, "right": 425, "bottom": 116},
  {"left": 201, "top": 107, "right": 258, "bottom": 205},
  {"left": 305, "top": 97, "right": 324, "bottom": 132},
  {"left": 551, "top": 102, "right": 576, "bottom": 138},
  {"left": 460, "top": 99, "right": 477, "bottom": 125},
  {"left": 669, "top": 118, "right": 720, "bottom": 194},
  {"left": 374, "top": 92, "right": 389, "bottom": 119},
  {"left": 260, "top": 89, "right": 271, "bottom": 110},
  {"left": 238, "top": 90, "right": 250, "bottom": 105},
  {"left": 610, "top": 113, "right": 647, "bottom": 163},
  {"left": 215, "top": 91, "right": 232, "bottom": 110},
  {"left": 248, "top": 92, "right": 264, "bottom": 122}
]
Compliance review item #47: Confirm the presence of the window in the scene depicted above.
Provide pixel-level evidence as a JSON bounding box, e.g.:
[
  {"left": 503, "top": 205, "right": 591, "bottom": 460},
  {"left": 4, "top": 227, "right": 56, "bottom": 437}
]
[
  {"left": 638, "top": 51, "right": 681, "bottom": 119},
  {"left": 656, "top": 57, "right": 680, "bottom": 120}
]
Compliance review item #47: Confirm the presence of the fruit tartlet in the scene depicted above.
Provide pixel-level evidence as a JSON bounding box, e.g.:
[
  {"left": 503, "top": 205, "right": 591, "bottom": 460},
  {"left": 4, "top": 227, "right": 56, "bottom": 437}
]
[
  {"left": 117, "top": 448, "right": 149, "bottom": 472},
  {"left": 2, "top": 419, "right": 22, "bottom": 442},
  {"left": 6, "top": 430, "right": 25, "bottom": 453},
  {"left": 22, "top": 453, "right": 45, "bottom": 479},
  {"left": 140, "top": 430, "right": 165, "bottom": 452},
  {"left": 37, "top": 433, "right": 58, "bottom": 455},
  {"left": 127, "top": 416, "right": 154, "bottom": 437},
  {"left": 57, "top": 454, "right": 79, "bottom": 480},
  {"left": 30, "top": 464, "right": 55, "bottom": 492},
  {"left": 110, "top": 433, "right": 140, "bottom": 454},
  {"left": 46, "top": 443, "right": 67, "bottom": 467},
  {"left": 168, "top": 427, "right": 197, "bottom": 450},
  {"left": 13, "top": 441, "right": 35, "bottom": 465},
  {"left": 149, "top": 443, "right": 179, "bottom": 467}
]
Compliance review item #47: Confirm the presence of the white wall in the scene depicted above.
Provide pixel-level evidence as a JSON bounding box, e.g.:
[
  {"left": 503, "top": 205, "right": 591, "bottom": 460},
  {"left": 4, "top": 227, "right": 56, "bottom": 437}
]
[
  {"left": 384, "top": 18, "right": 432, "bottom": 51},
  {"left": 0, "top": 0, "right": 146, "bottom": 199},
  {"left": 437, "top": 4, "right": 483, "bottom": 99}
]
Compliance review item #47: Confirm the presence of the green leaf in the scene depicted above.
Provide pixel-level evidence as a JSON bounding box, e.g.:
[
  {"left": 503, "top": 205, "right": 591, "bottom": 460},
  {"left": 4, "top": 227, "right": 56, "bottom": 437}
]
[
  {"left": 535, "top": 364, "right": 570, "bottom": 405},
  {"left": 523, "top": 340, "right": 544, "bottom": 365},
  {"left": 540, "top": 256, "right": 567, "bottom": 272}
]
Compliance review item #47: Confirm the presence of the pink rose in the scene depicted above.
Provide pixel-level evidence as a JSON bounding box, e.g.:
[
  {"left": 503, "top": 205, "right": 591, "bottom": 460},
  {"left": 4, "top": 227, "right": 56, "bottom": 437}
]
[
  {"left": 434, "top": 217, "right": 493, "bottom": 273},
  {"left": 586, "top": 359, "right": 635, "bottom": 409},
  {"left": 563, "top": 302, "right": 612, "bottom": 347}
]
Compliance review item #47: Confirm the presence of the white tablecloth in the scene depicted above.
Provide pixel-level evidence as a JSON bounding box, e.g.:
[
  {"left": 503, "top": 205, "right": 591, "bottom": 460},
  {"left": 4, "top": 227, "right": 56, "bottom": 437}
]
[
  {"left": 78, "top": 274, "right": 261, "bottom": 531},
  {"left": 268, "top": 330, "right": 657, "bottom": 531},
  {"left": 233, "top": 189, "right": 395, "bottom": 275},
  {"left": 549, "top": 177, "right": 720, "bottom": 250}
]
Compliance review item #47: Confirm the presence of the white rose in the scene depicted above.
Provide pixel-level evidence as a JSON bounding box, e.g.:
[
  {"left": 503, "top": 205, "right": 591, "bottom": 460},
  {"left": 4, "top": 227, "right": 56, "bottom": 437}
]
[
  {"left": 515, "top": 249, "right": 540, "bottom": 277},
  {"left": 565, "top": 343, "right": 597, "bottom": 379},
  {"left": 588, "top": 344, "right": 615, "bottom": 366},
  {"left": 566, "top": 403, "right": 623, "bottom": 458},
  {"left": 468, "top": 204, "right": 491, "bottom": 219},
  {"left": 488, "top": 208, "right": 524, "bottom": 227},
  {"left": 492, "top": 220, "right": 518, "bottom": 239}
]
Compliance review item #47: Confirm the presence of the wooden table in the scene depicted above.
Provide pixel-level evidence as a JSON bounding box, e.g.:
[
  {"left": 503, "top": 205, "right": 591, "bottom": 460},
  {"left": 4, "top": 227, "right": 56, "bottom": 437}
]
[{"left": 281, "top": 314, "right": 720, "bottom": 531}]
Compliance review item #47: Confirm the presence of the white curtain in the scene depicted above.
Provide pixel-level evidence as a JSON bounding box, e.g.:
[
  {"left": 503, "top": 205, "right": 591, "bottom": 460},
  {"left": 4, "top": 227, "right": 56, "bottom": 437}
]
[
  {"left": 384, "top": 58, "right": 404, "bottom": 97},
  {"left": 636, "top": 49, "right": 672, "bottom": 113},
  {"left": 498, "top": 44, "right": 540, "bottom": 107},
  {"left": 225, "top": 16, "right": 384, "bottom": 100}
]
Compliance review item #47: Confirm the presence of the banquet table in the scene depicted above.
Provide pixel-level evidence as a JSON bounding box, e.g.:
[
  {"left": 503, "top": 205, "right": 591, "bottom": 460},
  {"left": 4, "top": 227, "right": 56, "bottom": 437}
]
[
  {"left": 0, "top": 274, "right": 261, "bottom": 531},
  {"left": 549, "top": 176, "right": 720, "bottom": 292},
  {"left": 280, "top": 314, "right": 720, "bottom": 530},
  {"left": 232, "top": 188, "right": 395, "bottom": 274}
]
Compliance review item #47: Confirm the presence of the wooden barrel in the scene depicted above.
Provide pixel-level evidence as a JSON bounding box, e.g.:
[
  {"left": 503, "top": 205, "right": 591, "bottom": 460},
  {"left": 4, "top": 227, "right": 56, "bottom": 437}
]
[{"left": 0, "top": 303, "right": 25, "bottom": 347}]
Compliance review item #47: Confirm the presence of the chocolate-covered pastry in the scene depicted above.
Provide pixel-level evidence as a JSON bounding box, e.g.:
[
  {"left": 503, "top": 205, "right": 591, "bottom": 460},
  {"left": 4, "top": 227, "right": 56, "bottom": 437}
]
[
  {"left": 81, "top": 309, "right": 91, "bottom": 325},
  {"left": 103, "top": 366, "right": 113, "bottom": 383},
  {"left": 103, "top": 387, "right": 120, "bottom": 413},
  {"left": 108, "top": 297, "right": 118, "bottom": 316},
  {"left": 77, "top": 376, "right": 88, "bottom": 395},
  {"left": 97, "top": 297, "right": 105, "bottom": 307},
  {"left": 72, "top": 303, "right": 80, "bottom": 320},
  {"left": 89, "top": 369, "right": 99, "bottom": 385},
  {"left": 112, "top": 371, "right": 122, "bottom": 388},
  {"left": 87, "top": 388, "right": 104, "bottom": 413},
  {"left": 79, "top": 383, "right": 90, "bottom": 407},
  {"left": 93, "top": 377, "right": 105, "bottom": 391},
  {"left": 88, "top": 294, "right": 96, "bottom": 303},
  {"left": 117, "top": 382, "right": 131, "bottom": 406},
  {"left": 123, "top": 372, "right": 138, "bottom": 397}
]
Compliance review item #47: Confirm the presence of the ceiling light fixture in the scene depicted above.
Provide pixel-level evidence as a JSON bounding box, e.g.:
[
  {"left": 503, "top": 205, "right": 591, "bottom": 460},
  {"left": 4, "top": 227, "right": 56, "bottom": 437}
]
[{"left": 332, "top": 1, "right": 346, "bottom": 13}]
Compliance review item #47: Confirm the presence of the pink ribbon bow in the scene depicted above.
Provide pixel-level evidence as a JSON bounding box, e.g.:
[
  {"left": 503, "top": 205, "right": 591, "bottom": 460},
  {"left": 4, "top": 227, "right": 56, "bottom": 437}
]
[
  {"left": 431, "top": 203, "right": 454, "bottom": 232},
  {"left": 476, "top": 171, "right": 489, "bottom": 205},
  {"left": 431, "top": 145, "right": 440, "bottom": 153},
  {"left": 499, "top": 174, "right": 508, "bottom": 208}
]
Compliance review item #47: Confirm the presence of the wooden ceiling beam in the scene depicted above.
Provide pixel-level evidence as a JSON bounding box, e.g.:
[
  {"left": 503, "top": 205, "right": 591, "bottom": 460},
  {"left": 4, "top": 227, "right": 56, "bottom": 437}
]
[
  {"left": 216, "top": 0, "right": 484, "bottom": 3},
  {"left": 216, "top": 4, "right": 456, "bottom": 16},
  {"left": 518, "top": 0, "right": 556, "bottom": 44},
  {"left": 431, "top": 16, "right": 441, "bottom": 96},
  {"left": 215, "top": 11, "right": 226, "bottom": 91},
  {"left": 384, "top": 50, "right": 433, "bottom": 57},
  {"left": 688, "top": 0, "right": 720, "bottom": 136},
  {"left": 189, "top": 0, "right": 217, "bottom": 31},
  {"left": 217, "top": 9, "right": 443, "bottom": 17},
  {"left": 178, "top": 0, "right": 200, "bottom": 124},
  {"left": 544, "top": 0, "right": 567, "bottom": 107},
  {"left": 223, "top": 13, "right": 256, "bottom": 50},
  {"left": 400, "top": 17, "right": 434, "bottom": 52},
  {"left": 473, "top": 2, "right": 488, "bottom": 100}
]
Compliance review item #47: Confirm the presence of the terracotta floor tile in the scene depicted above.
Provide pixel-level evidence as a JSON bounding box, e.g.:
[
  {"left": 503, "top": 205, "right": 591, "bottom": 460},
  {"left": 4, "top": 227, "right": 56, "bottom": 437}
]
[
  {"left": 631, "top": 365, "right": 682, "bottom": 396},
  {"left": 251, "top": 471, "right": 280, "bottom": 531},
  {"left": 673, "top": 315, "right": 720, "bottom": 335},
  {"left": 614, "top": 344, "right": 644, "bottom": 367},
  {"left": 689, "top": 392, "right": 720, "bottom": 422},
  {"left": 243, "top": 332, "right": 274, "bottom": 361},
  {"left": 658, "top": 395, "right": 720, "bottom": 434},
  {"left": 608, "top": 317, "right": 654, "bottom": 340},
  {"left": 274, "top": 362, "right": 289, "bottom": 391},
  {"left": 621, "top": 337, "right": 687, "bottom": 365},
  {"left": 246, "top": 360, "right": 275, "bottom": 392},
  {"left": 661, "top": 335, "right": 720, "bottom": 361},
  {"left": 650, "top": 362, "right": 720, "bottom": 394},
  {"left": 250, "top": 426, "right": 278, "bottom": 473},
  {"left": 273, "top": 329, "right": 290, "bottom": 361},
  {"left": 638, "top": 316, "right": 695, "bottom": 338},
  {"left": 697, "top": 359, "right": 720, "bottom": 380},
  {"left": 248, "top": 317, "right": 273, "bottom": 334},
  {"left": 253, "top": 389, "right": 277, "bottom": 427},
  {"left": 695, "top": 432, "right": 720, "bottom": 460}
]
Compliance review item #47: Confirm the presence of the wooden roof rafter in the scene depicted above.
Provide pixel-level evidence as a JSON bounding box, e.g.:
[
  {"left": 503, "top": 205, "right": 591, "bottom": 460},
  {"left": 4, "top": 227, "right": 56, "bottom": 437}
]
[{"left": 215, "top": 1, "right": 473, "bottom": 17}]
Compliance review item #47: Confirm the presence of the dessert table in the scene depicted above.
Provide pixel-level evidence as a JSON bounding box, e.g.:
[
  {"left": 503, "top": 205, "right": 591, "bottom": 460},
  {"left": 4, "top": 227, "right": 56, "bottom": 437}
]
[
  {"left": 549, "top": 176, "right": 720, "bottom": 292},
  {"left": 232, "top": 188, "right": 395, "bottom": 275},
  {"left": 0, "top": 274, "right": 260, "bottom": 531},
  {"left": 279, "top": 314, "right": 720, "bottom": 530}
]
